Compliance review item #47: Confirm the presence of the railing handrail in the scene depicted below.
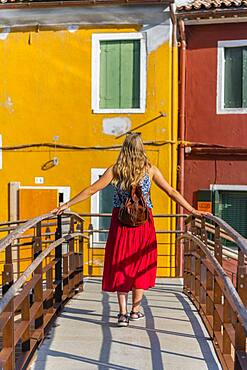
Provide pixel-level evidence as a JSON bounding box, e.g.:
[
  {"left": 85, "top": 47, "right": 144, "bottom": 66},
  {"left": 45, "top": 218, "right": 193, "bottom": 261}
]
[
  {"left": 0, "top": 211, "right": 85, "bottom": 253},
  {"left": 186, "top": 214, "right": 247, "bottom": 256},
  {"left": 178, "top": 232, "right": 247, "bottom": 334},
  {"left": 79, "top": 212, "right": 187, "bottom": 218},
  {"left": 0, "top": 213, "right": 187, "bottom": 228},
  {"left": 0, "top": 232, "right": 89, "bottom": 316}
]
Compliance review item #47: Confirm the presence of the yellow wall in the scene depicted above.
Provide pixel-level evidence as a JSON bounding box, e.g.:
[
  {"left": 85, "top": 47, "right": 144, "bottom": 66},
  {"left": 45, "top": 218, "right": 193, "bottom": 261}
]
[{"left": 0, "top": 25, "right": 178, "bottom": 277}]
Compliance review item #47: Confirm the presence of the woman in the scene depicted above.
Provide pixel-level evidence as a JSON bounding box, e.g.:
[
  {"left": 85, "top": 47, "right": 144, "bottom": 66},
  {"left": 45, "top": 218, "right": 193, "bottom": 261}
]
[{"left": 52, "top": 133, "right": 209, "bottom": 327}]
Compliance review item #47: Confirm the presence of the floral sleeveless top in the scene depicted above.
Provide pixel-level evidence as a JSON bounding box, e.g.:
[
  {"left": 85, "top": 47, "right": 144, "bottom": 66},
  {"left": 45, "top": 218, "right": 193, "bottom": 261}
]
[{"left": 112, "top": 173, "right": 153, "bottom": 209}]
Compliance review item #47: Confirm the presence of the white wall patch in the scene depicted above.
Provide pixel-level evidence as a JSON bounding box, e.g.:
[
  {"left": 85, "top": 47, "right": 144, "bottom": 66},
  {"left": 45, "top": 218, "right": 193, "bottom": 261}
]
[
  {"left": 0, "top": 134, "right": 2, "bottom": 170},
  {"left": 102, "top": 117, "right": 131, "bottom": 136},
  {"left": 0, "top": 97, "right": 14, "bottom": 112},
  {"left": 0, "top": 27, "right": 10, "bottom": 40},
  {"left": 142, "top": 24, "right": 171, "bottom": 53}
]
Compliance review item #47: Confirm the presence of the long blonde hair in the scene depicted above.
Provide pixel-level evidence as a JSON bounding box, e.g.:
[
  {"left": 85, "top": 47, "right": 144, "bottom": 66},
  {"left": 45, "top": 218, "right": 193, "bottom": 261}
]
[{"left": 112, "top": 133, "right": 151, "bottom": 190}]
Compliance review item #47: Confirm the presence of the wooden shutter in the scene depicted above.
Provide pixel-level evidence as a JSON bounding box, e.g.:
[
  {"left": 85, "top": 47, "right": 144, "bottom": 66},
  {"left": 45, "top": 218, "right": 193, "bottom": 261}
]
[
  {"left": 242, "top": 47, "right": 247, "bottom": 107},
  {"left": 100, "top": 41, "right": 120, "bottom": 109},
  {"left": 120, "top": 40, "right": 140, "bottom": 108},
  {"left": 217, "top": 191, "right": 247, "bottom": 248},
  {"left": 99, "top": 39, "right": 141, "bottom": 109},
  {"left": 224, "top": 47, "right": 242, "bottom": 108}
]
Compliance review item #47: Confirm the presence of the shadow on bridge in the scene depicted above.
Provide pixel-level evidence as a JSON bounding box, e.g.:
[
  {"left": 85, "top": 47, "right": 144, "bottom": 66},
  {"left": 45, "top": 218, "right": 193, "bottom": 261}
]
[{"left": 30, "top": 278, "right": 221, "bottom": 370}]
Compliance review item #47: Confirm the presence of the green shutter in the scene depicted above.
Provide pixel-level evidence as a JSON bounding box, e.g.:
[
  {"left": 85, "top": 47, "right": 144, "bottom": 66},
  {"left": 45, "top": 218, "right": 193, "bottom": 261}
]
[
  {"left": 99, "top": 183, "right": 114, "bottom": 242},
  {"left": 120, "top": 40, "right": 140, "bottom": 108},
  {"left": 100, "top": 41, "right": 120, "bottom": 109},
  {"left": 242, "top": 47, "right": 247, "bottom": 107},
  {"left": 99, "top": 39, "right": 141, "bottom": 109},
  {"left": 217, "top": 191, "right": 247, "bottom": 248},
  {"left": 224, "top": 47, "right": 242, "bottom": 108}
]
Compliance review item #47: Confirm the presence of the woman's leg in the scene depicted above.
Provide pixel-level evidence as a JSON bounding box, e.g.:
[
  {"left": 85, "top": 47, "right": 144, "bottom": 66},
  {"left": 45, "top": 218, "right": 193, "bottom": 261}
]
[
  {"left": 117, "top": 292, "right": 128, "bottom": 314},
  {"left": 132, "top": 288, "right": 144, "bottom": 312}
]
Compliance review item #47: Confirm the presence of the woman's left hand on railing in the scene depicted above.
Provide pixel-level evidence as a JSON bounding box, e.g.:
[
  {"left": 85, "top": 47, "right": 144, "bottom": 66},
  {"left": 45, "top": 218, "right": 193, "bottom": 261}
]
[{"left": 51, "top": 203, "right": 69, "bottom": 215}]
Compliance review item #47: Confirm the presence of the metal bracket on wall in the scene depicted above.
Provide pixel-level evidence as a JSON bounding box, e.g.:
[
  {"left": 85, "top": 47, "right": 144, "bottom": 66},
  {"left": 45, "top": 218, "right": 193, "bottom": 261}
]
[{"left": 115, "top": 111, "right": 167, "bottom": 139}]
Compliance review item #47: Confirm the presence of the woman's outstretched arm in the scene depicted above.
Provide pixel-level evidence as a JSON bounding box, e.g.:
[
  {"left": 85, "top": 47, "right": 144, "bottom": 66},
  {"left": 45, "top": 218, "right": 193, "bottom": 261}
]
[
  {"left": 151, "top": 165, "right": 210, "bottom": 216},
  {"left": 52, "top": 166, "right": 113, "bottom": 215}
]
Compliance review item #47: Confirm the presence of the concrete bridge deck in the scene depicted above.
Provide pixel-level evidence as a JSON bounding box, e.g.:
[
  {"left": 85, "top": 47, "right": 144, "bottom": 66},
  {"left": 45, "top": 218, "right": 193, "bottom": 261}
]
[{"left": 30, "top": 278, "right": 222, "bottom": 370}]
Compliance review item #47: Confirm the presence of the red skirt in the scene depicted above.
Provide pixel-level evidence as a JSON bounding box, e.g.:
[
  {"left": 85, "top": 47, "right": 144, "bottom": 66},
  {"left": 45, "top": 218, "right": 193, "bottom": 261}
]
[{"left": 102, "top": 207, "right": 157, "bottom": 293}]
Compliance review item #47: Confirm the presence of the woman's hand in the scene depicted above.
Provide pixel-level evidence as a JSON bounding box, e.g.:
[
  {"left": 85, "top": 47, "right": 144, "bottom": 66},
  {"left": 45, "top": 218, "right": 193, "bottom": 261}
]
[
  {"left": 191, "top": 208, "right": 212, "bottom": 218},
  {"left": 51, "top": 203, "right": 69, "bottom": 215}
]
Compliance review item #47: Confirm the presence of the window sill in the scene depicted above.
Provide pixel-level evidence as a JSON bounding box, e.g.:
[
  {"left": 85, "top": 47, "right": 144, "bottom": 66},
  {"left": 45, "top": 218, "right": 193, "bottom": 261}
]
[
  {"left": 217, "top": 108, "right": 247, "bottom": 115},
  {"left": 92, "top": 108, "right": 146, "bottom": 114}
]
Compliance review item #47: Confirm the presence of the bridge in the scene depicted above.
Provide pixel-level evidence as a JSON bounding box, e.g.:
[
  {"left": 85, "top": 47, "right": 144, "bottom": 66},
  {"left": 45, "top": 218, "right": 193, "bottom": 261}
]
[{"left": 0, "top": 212, "right": 246, "bottom": 369}]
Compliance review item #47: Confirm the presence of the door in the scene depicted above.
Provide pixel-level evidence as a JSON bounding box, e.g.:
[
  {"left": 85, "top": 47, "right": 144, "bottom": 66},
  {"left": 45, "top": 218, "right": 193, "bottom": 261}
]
[{"left": 18, "top": 188, "right": 58, "bottom": 275}]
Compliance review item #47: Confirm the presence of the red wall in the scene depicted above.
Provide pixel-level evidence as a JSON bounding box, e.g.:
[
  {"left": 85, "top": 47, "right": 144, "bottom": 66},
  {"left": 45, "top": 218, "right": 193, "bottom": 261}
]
[{"left": 184, "top": 23, "right": 247, "bottom": 204}]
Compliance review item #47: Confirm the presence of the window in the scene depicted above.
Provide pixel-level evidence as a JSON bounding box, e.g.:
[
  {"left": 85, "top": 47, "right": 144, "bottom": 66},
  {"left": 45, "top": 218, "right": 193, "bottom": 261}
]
[
  {"left": 211, "top": 185, "right": 247, "bottom": 248},
  {"left": 91, "top": 169, "right": 114, "bottom": 244},
  {"left": 217, "top": 40, "right": 247, "bottom": 114},
  {"left": 92, "top": 33, "right": 146, "bottom": 113}
]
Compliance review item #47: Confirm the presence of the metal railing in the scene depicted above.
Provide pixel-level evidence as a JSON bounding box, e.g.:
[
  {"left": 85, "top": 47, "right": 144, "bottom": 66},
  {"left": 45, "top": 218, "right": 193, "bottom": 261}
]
[
  {"left": 178, "top": 215, "right": 247, "bottom": 370},
  {"left": 0, "top": 212, "right": 88, "bottom": 370},
  {"left": 0, "top": 211, "right": 246, "bottom": 369}
]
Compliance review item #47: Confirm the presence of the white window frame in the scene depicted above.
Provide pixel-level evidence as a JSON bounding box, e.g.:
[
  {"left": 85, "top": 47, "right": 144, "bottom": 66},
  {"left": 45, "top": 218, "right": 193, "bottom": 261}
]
[
  {"left": 210, "top": 184, "right": 247, "bottom": 191},
  {"left": 91, "top": 168, "right": 108, "bottom": 245},
  {"left": 92, "top": 32, "right": 147, "bottom": 114},
  {"left": 217, "top": 39, "right": 247, "bottom": 115}
]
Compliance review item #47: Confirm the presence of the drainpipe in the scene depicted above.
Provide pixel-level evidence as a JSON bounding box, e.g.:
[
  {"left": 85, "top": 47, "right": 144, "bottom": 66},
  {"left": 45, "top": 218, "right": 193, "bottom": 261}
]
[
  {"left": 169, "top": 3, "right": 179, "bottom": 277},
  {"left": 178, "top": 19, "right": 186, "bottom": 277}
]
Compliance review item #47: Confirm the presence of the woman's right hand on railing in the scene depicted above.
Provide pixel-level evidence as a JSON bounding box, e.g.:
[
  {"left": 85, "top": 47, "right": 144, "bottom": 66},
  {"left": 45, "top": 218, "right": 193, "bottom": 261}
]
[
  {"left": 191, "top": 208, "right": 212, "bottom": 218},
  {"left": 51, "top": 203, "right": 69, "bottom": 215}
]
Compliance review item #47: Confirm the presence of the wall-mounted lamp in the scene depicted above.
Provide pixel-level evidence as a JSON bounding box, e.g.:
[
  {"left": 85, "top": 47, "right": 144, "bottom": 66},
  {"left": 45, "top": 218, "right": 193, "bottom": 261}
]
[{"left": 41, "top": 157, "right": 59, "bottom": 171}]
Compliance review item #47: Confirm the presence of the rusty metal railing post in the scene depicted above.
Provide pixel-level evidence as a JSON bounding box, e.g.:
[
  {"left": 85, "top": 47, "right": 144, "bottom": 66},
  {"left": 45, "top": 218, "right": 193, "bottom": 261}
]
[
  {"left": 3, "top": 241, "right": 13, "bottom": 295},
  {"left": 33, "top": 221, "right": 43, "bottom": 331},
  {"left": 2, "top": 241, "right": 15, "bottom": 368},
  {"left": 183, "top": 221, "right": 190, "bottom": 294},
  {"left": 55, "top": 215, "right": 62, "bottom": 305},
  {"left": 76, "top": 220, "right": 84, "bottom": 292},
  {"left": 62, "top": 239, "right": 69, "bottom": 300},
  {"left": 2, "top": 262, "right": 15, "bottom": 369},
  {"left": 69, "top": 216, "right": 75, "bottom": 293},
  {"left": 190, "top": 216, "right": 196, "bottom": 297},
  {"left": 213, "top": 225, "right": 222, "bottom": 342},
  {"left": 199, "top": 217, "right": 207, "bottom": 306},
  {"left": 88, "top": 223, "right": 93, "bottom": 276},
  {"left": 235, "top": 247, "right": 247, "bottom": 367}
]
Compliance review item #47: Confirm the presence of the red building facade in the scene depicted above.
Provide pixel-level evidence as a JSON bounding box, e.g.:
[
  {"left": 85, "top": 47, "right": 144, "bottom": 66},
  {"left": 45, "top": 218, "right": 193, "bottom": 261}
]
[{"left": 178, "top": 3, "right": 247, "bottom": 240}]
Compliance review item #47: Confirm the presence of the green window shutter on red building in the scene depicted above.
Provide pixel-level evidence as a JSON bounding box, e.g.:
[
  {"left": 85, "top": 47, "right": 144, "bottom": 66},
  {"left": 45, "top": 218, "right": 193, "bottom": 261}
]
[
  {"left": 99, "top": 40, "right": 141, "bottom": 109},
  {"left": 215, "top": 190, "right": 247, "bottom": 248},
  {"left": 224, "top": 46, "right": 247, "bottom": 108},
  {"left": 224, "top": 47, "right": 242, "bottom": 108},
  {"left": 242, "top": 48, "right": 247, "bottom": 107}
]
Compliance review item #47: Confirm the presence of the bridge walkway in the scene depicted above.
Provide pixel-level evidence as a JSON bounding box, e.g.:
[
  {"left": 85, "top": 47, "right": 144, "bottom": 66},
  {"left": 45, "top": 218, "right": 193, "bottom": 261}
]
[{"left": 30, "top": 278, "right": 221, "bottom": 370}]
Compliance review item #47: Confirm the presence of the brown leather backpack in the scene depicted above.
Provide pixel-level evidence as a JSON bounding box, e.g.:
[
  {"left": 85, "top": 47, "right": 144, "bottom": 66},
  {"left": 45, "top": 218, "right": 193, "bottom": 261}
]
[{"left": 118, "top": 185, "right": 150, "bottom": 227}]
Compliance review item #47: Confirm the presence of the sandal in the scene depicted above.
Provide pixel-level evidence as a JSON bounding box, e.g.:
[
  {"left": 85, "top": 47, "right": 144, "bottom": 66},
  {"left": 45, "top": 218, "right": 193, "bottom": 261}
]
[
  {"left": 129, "top": 310, "right": 145, "bottom": 321},
  {"left": 117, "top": 313, "right": 129, "bottom": 327}
]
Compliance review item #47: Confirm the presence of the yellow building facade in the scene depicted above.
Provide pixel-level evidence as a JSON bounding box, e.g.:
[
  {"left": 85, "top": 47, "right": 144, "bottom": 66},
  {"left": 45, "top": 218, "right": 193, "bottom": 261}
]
[{"left": 0, "top": 2, "right": 178, "bottom": 277}]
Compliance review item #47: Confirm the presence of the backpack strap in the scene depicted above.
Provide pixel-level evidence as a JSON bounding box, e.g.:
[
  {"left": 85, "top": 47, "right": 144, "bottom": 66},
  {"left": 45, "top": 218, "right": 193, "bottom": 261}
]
[{"left": 131, "top": 185, "right": 137, "bottom": 198}]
